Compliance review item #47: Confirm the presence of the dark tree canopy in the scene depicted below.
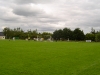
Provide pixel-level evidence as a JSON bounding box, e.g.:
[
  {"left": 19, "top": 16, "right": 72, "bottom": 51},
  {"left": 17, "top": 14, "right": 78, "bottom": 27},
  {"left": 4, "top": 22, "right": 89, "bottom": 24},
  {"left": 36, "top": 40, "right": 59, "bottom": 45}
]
[
  {"left": 52, "top": 28, "right": 85, "bottom": 41},
  {"left": 73, "top": 28, "right": 85, "bottom": 41}
]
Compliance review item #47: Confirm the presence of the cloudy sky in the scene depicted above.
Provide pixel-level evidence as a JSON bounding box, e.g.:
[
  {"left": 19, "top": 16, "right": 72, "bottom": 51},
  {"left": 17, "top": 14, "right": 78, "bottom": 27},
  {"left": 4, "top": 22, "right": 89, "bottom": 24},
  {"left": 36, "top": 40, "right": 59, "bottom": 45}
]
[{"left": 0, "top": 0, "right": 100, "bottom": 33}]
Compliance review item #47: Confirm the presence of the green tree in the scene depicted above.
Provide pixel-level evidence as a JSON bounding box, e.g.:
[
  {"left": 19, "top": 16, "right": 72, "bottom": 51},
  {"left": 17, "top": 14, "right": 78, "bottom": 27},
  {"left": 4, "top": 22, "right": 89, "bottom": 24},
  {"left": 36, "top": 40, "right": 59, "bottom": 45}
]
[
  {"left": 85, "top": 33, "right": 95, "bottom": 41},
  {"left": 95, "top": 32, "right": 100, "bottom": 42},
  {"left": 73, "top": 28, "right": 85, "bottom": 41},
  {"left": 41, "top": 32, "right": 52, "bottom": 40},
  {"left": 3, "top": 27, "right": 12, "bottom": 39},
  {"left": 62, "top": 28, "right": 73, "bottom": 40},
  {"left": 52, "top": 29, "right": 63, "bottom": 40},
  {"left": 91, "top": 27, "right": 95, "bottom": 34}
]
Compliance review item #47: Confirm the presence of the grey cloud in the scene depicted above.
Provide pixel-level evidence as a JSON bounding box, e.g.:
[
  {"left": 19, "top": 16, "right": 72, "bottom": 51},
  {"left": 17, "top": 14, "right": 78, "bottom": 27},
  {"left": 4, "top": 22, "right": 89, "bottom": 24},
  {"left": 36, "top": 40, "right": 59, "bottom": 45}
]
[
  {"left": 9, "top": 23, "right": 56, "bottom": 32},
  {"left": 14, "top": 0, "right": 57, "bottom": 4},
  {"left": 80, "top": 1, "right": 100, "bottom": 10},
  {"left": 27, "top": 23, "right": 57, "bottom": 32},
  {"left": 1, "top": 0, "right": 100, "bottom": 33},
  {"left": 12, "top": 4, "right": 57, "bottom": 19},
  {"left": 0, "top": 7, "right": 19, "bottom": 22},
  {"left": 13, "top": 5, "right": 45, "bottom": 17},
  {"left": 88, "top": 0, "right": 100, "bottom": 3},
  {"left": 39, "top": 17, "right": 65, "bottom": 24},
  {"left": 12, "top": 4, "right": 65, "bottom": 23}
]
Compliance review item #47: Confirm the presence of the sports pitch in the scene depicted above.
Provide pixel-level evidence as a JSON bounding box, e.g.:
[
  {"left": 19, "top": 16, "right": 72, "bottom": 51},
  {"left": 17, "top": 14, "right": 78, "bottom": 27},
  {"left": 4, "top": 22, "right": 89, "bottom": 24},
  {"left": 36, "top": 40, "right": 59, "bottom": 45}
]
[{"left": 0, "top": 40, "right": 100, "bottom": 75}]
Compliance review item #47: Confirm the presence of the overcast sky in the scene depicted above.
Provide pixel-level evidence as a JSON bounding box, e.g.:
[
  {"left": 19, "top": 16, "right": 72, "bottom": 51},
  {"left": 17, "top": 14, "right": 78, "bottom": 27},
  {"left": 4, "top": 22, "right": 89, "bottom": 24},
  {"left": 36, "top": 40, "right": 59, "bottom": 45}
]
[{"left": 0, "top": 0, "right": 100, "bottom": 33}]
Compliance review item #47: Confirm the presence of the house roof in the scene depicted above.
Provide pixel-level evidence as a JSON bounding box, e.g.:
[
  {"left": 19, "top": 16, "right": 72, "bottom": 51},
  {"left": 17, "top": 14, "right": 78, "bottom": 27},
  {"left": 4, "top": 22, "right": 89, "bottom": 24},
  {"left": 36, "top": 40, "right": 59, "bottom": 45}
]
[{"left": 0, "top": 32, "right": 5, "bottom": 36}]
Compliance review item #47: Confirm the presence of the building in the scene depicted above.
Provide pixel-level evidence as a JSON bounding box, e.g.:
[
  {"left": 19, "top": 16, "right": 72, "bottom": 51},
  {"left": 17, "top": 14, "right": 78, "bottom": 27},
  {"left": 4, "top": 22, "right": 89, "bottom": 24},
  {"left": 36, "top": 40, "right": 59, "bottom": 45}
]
[{"left": 0, "top": 32, "right": 5, "bottom": 39}]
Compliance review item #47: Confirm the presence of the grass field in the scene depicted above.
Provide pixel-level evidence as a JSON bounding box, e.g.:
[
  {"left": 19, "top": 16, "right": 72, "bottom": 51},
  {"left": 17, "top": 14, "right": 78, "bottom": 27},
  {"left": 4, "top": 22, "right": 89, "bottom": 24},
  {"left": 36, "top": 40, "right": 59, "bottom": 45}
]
[{"left": 0, "top": 40, "right": 100, "bottom": 75}]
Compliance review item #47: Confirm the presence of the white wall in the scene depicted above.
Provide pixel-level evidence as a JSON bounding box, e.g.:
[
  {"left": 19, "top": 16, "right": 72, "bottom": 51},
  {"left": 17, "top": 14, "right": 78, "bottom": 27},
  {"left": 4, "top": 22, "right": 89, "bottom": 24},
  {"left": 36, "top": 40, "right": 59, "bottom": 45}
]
[{"left": 0, "top": 36, "right": 5, "bottom": 39}]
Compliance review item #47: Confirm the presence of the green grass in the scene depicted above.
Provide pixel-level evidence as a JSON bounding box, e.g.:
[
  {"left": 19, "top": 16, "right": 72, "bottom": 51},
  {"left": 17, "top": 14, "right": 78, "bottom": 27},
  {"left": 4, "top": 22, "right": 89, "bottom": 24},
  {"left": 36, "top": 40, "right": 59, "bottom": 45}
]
[{"left": 0, "top": 40, "right": 100, "bottom": 75}]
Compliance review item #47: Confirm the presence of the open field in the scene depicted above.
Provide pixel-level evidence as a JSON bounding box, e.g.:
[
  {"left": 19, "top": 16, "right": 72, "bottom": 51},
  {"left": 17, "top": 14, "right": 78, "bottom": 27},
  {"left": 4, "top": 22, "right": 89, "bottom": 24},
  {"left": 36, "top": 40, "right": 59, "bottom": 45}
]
[{"left": 0, "top": 40, "right": 100, "bottom": 75}]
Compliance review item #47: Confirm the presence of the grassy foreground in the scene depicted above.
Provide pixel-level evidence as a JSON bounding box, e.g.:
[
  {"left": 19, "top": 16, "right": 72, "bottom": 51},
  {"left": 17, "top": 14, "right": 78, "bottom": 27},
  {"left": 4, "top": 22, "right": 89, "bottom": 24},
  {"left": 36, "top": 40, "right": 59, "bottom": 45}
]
[{"left": 0, "top": 40, "right": 100, "bottom": 75}]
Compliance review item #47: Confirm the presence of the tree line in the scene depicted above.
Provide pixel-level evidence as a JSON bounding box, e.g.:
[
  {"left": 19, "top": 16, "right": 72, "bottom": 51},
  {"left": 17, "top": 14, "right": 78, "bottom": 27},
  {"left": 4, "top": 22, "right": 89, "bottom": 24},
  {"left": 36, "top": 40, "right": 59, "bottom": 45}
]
[
  {"left": 52, "top": 28, "right": 85, "bottom": 41},
  {"left": 52, "top": 27, "right": 100, "bottom": 42},
  {"left": 3, "top": 27, "right": 52, "bottom": 40},
  {"left": 2, "top": 27, "right": 100, "bottom": 42}
]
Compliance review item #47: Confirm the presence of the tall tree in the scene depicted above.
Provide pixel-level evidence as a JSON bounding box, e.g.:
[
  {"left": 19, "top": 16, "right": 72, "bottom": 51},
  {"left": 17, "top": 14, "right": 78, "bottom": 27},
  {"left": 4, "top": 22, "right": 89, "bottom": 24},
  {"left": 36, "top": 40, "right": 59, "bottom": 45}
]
[
  {"left": 52, "top": 29, "right": 63, "bottom": 40},
  {"left": 73, "top": 28, "right": 85, "bottom": 41},
  {"left": 90, "top": 28, "right": 96, "bottom": 41},
  {"left": 91, "top": 27, "right": 95, "bottom": 34},
  {"left": 62, "top": 28, "right": 73, "bottom": 40},
  {"left": 3, "top": 27, "right": 11, "bottom": 39},
  {"left": 95, "top": 32, "right": 100, "bottom": 42}
]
